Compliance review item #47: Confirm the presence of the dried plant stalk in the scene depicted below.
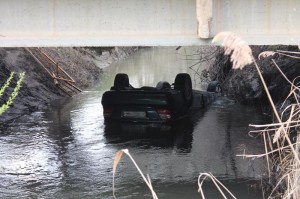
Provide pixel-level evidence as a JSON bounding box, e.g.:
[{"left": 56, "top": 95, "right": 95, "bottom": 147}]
[
  {"left": 198, "top": 172, "right": 237, "bottom": 199},
  {"left": 214, "top": 31, "right": 300, "bottom": 198},
  {"left": 212, "top": 32, "right": 253, "bottom": 69},
  {"left": 112, "top": 149, "right": 158, "bottom": 199}
]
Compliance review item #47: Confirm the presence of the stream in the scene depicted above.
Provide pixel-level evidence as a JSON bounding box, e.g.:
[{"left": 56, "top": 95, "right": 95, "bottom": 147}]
[{"left": 0, "top": 47, "right": 268, "bottom": 199}]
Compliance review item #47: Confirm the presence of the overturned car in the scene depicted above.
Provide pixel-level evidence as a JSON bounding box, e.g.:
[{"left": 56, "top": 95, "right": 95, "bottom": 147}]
[{"left": 101, "top": 73, "right": 220, "bottom": 123}]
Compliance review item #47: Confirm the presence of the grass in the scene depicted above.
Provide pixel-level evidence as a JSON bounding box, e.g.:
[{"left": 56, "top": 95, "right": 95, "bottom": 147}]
[{"left": 0, "top": 72, "right": 25, "bottom": 115}]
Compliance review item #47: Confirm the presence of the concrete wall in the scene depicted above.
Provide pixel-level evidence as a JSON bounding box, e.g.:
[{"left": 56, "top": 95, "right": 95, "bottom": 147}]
[
  {"left": 0, "top": 0, "right": 198, "bottom": 46},
  {"left": 211, "top": 0, "right": 300, "bottom": 45},
  {"left": 0, "top": 0, "right": 300, "bottom": 46}
]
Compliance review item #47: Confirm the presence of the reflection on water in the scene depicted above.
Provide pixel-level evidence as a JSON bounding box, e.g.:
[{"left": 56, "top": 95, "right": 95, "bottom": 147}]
[
  {"left": 0, "top": 47, "right": 268, "bottom": 198},
  {"left": 98, "top": 47, "right": 208, "bottom": 90},
  {"left": 104, "top": 117, "right": 194, "bottom": 152}
]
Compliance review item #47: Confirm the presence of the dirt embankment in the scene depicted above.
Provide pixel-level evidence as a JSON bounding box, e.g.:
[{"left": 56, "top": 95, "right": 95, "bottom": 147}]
[
  {"left": 0, "top": 47, "right": 138, "bottom": 123},
  {"left": 205, "top": 45, "right": 300, "bottom": 108}
]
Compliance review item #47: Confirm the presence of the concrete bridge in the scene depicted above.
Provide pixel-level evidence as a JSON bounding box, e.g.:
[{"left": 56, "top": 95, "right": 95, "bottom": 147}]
[{"left": 1, "top": 0, "right": 300, "bottom": 47}]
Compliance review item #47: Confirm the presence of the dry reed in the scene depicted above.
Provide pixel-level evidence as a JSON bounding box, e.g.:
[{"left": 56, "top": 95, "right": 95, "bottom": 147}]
[
  {"left": 212, "top": 32, "right": 253, "bottom": 70},
  {"left": 198, "top": 172, "right": 237, "bottom": 199},
  {"left": 212, "top": 32, "right": 300, "bottom": 198},
  {"left": 113, "top": 149, "right": 158, "bottom": 199}
]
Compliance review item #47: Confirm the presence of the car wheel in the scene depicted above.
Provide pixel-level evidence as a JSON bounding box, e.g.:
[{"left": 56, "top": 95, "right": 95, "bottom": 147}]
[
  {"left": 207, "top": 81, "right": 222, "bottom": 93},
  {"left": 174, "top": 73, "right": 193, "bottom": 107},
  {"left": 156, "top": 81, "right": 171, "bottom": 90},
  {"left": 113, "top": 73, "right": 129, "bottom": 89}
]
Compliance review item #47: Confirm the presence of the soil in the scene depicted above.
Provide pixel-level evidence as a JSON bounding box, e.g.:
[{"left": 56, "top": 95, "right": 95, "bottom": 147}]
[
  {"left": 205, "top": 45, "right": 300, "bottom": 108},
  {"left": 0, "top": 47, "right": 138, "bottom": 123},
  {"left": 2, "top": 45, "right": 298, "bottom": 123}
]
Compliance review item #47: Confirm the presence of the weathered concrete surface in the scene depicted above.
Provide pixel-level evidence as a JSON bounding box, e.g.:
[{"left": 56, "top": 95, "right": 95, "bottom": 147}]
[
  {"left": 1, "top": 0, "right": 300, "bottom": 46},
  {"left": 210, "top": 0, "right": 300, "bottom": 45},
  {"left": 0, "top": 0, "right": 197, "bottom": 46}
]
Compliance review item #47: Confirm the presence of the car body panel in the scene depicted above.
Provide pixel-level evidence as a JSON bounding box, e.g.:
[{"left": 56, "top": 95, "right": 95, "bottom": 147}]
[{"left": 101, "top": 88, "right": 189, "bottom": 123}]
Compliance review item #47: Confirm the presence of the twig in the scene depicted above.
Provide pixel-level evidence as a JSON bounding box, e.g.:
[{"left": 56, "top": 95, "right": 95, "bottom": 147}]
[{"left": 237, "top": 142, "right": 300, "bottom": 158}]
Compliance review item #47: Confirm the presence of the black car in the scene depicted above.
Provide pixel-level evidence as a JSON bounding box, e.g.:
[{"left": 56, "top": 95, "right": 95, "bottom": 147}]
[{"left": 101, "top": 73, "right": 220, "bottom": 123}]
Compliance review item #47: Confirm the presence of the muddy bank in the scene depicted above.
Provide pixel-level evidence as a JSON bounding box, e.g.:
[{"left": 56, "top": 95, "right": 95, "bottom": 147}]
[
  {"left": 205, "top": 45, "right": 300, "bottom": 107},
  {"left": 201, "top": 46, "right": 300, "bottom": 198},
  {"left": 0, "top": 47, "right": 138, "bottom": 123}
]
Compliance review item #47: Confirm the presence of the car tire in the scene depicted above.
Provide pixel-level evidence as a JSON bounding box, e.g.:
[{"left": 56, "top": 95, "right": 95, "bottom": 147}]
[
  {"left": 114, "top": 73, "right": 129, "bottom": 89},
  {"left": 207, "top": 81, "right": 222, "bottom": 93},
  {"left": 156, "top": 81, "right": 171, "bottom": 90},
  {"left": 174, "top": 73, "right": 193, "bottom": 107}
]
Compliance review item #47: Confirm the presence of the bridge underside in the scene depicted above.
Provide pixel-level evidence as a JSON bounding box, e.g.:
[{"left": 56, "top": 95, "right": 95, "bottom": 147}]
[{"left": 1, "top": 0, "right": 300, "bottom": 47}]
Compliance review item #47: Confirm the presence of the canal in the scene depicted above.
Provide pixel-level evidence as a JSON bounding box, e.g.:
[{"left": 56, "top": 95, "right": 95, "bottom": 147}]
[{"left": 0, "top": 47, "right": 268, "bottom": 198}]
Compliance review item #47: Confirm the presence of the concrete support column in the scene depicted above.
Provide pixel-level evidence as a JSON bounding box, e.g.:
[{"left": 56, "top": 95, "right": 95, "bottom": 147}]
[{"left": 196, "top": 0, "right": 213, "bottom": 39}]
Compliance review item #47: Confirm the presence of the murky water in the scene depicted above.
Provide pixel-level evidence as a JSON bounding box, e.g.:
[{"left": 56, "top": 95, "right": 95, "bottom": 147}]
[{"left": 0, "top": 47, "right": 269, "bottom": 198}]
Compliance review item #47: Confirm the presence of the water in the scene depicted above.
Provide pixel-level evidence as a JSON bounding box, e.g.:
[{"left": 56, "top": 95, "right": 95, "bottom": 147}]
[{"left": 0, "top": 47, "right": 268, "bottom": 198}]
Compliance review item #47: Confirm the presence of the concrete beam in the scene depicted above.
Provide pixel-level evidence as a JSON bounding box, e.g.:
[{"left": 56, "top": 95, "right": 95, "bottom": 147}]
[
  {"left": 210, "top": 0, "right": 300, "bottom": 45},
  {"left": 0, "top": 0, "right": 300, "bottom": 46},
  {"left": 197, "top": 0, "right": 213, "bottom": 38},
  {"left": 0, "top": 0, "right": 199, "bottom": 47}
]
